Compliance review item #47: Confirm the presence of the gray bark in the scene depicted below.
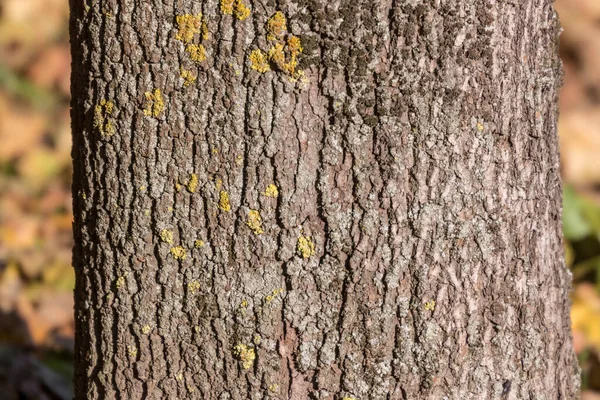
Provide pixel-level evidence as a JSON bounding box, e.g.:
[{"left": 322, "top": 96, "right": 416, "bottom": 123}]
[{"left": 70, "top": 0, "right": 580, "bottom": 398}]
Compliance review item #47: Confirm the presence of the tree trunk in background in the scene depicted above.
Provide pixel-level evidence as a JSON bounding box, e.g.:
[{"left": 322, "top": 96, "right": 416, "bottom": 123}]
[{"left": 70, "top": 0, "right": 580, "bottom": 398}]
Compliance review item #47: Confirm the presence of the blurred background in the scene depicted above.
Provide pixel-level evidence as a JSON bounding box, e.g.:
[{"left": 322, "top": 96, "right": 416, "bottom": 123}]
[{"left": 0, "top": 0, "right": 598, "bottom": 398}]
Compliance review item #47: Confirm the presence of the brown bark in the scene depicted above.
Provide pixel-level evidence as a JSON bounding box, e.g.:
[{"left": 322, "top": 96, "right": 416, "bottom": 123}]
[{"left": 70, "top": 0, "right": 579, "bottom": 398}]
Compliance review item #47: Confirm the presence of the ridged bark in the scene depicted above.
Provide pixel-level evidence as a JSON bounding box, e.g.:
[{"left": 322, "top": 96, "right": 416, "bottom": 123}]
[{"left": 70, "top": 0, "right": 579, "bottom": 398}]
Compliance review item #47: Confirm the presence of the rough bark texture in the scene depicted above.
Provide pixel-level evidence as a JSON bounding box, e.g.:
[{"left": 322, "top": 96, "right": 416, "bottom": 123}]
[{"left": 70, "top": 0, "right": 579, "bottom": 398}]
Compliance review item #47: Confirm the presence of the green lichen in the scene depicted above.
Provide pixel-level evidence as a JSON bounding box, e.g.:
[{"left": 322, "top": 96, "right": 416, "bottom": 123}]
[
  {"left": 188, "top": 280, "right": 201, "bottom": 295},
  {"left": 249, "top": 49, "right": 270, "bottom": 73},
  {"left": 246, "top": 209, "right": 264, "bottom": 234},
  {"left": 186, "top": 173, "right": 198, "bottom": 193},
  {"left": 94, "top": 99, "right": 115, "bottom": 137},
  {"left": 424, "top": 300, "right": 436, "bottom": 311},
  {"left": 297, "top": 235, "right": 315, "bottom": 258},
  {"left": 175, "top": 13, "right": 203, "bottom": 44},
  {"left": 143, "top": 88, "right": 164, "bottom": 117},
  {"left": 171, "top": 246, "right": 187, "bottom": 260},
  {"left": 160, "top": 229, "right": 174, "bottom": 244},
  {"left": 263, "top": 183, "right": 279, "bottom": 197},
  {"left": 233, "top": 343, "right": 255, "bottom": 370},
  {"left": 219, "top": 191, "right": 231, "bottom": 212}
]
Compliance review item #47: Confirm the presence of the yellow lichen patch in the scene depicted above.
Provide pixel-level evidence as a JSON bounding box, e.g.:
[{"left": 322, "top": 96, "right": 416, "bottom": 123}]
[
  {"left": 266, "top": 11, "right": 287, "bottom": 40},
  {"left": 268, "top": 43, "right": 286, "bottom": 67},
  {"left": 263, "top": 184, "right": 279, "bottom": 197},
  {"left": 253, "top": 334, "right": 261, "bottom": 345},
  {"left": 265, "top": 288, "right": 284, "bottom": 303},
  {"left": 240, "top": 299, "right": 248, "bottom": 308},
  {"left": 215, "top": 178, "right": 223, "bottom": 190},
  {"left": 94, "top": 99, "right": 115, "bottom": 137},
  {"left": 269, "top": 384, "right": 279, "bottom": 392},
  {"left": 201, "top": 19, "right": 209, "bottom": 41},
  {"left": 128, "top": 345, "right": 138, "bottom": 358},
  {"left": 476, "top": 122, "right": 484, "bottom": 132},
  {"left": 234, "top": 0, "right": 251, "bottom": 20},
  {"left": 246, "top": 209, "right": 264, "bottom": 234},
  {"left": 141, "top": 325, "right": 151, "bottom": 335},
  {"left": 194, "top": 239, "right": 205, "bottom": 248},
  {"left": 281, "top": 55, "right": 298, "bottom": 76},
  {"left": 233, "top": 344, "right": 255, "bottom": 370},
  {"left": 186, "top": 173, "right": 198, "bottom": 193},
  {"left": 287, "top": 35, "right": 303, "bottom": 56},
  {"left": 186, "top": 43, "right": 207, "bottom": 63},
  {"left": 342, "top": 397, "right": 357, "bottom": 400},
  {"left": 175, "top": 13, "right": 203, "bottom": 44},
  {"left": 115, "top": 275, "right": 126, "bottom": 289},
  {"left": 171, "top": 246, "right": 187, "bottom": 260},
  {"left": 267, "top": 42, "right": 300, "bottom": 77},
  {"left": 143, "top": 88, "right": 164, "bottom": 117},
  {"left": 424, "top": 300, "right": 436, "bottom": 311},
  {"left": 249, "top": 49, "right": 270, "bottom": 73},
  {"left": 219, "top": 191, "right": 231, "bottom": 212},
  {"left": 220, "top": 0, "right": 234, "bottom": 14},
  {"left": 180, "top": 68, "right": 196, "bottom": 87},
  {"left": 297, "top": 235, "right": 315, "bottom": 258},
  {"left": 160, "top": 229, "right": 174, "bottom": 244},
  {"left": 188, "top": 280, "right": 201, "bottom": 295}
]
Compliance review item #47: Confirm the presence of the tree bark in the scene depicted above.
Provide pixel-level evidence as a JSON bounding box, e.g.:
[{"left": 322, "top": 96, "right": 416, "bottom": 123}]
[{"left": 70, "top": 0, "right": 580, "bottom": 398}]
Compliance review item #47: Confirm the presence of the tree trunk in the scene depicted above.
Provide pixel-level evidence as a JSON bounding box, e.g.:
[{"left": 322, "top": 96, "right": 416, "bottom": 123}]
[{"left": 70, "top": 0, "right": 580, "bottom": 398}]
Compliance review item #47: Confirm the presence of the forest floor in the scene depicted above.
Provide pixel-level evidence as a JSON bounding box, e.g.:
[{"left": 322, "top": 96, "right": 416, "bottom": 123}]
[{"left": 0, "top": 0, "right": 599, "bottom": 397}]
